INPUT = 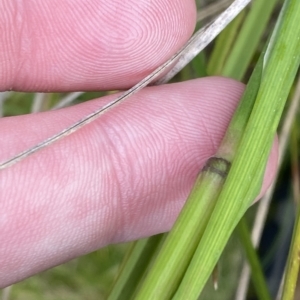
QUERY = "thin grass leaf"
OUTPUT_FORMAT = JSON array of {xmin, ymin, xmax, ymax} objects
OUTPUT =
[
  {"xmin": 222, "ymin": 0, "xmax": 279, "ymax": 80},
  {"xmin": 291, "ymin": 125, "xmax": 300, "ymax": 204},
  {"xmin": 236, "ymin": 74, "xmax": 300, "ymax": 300},
  {"xmin": 0, "ymin": 0, "xmax": 252, "ymax": 170},
  {"xmin": 280, "ymin": 124, "xmax": 300, "ymax": 300},
  {"xmin": 31, "ymin": 93, "xmax": 47, "ymax": 113},
  {"xmin": 237, "ymin": 218, "xmax": 271, "ymax": 300},
  {"xmin": 281, "ymin": 205, "xmax": 300, "ymax": 300},
  {"xmin": 107, "ymin": 234, "xmax": 165, "ymax": 300},
  {"xmin": 133, "ymin": 42, "xmax": 265, "ymax": 300},
  {"xmin": 154, "ymin": 0, "xmax": 251, "ymax": 85},
  {"xmin": 207, "ymin": 4, "xmax": 280, "ymax": 296},
  {"xmin": 134, "ymin": 159, "xmax": 232, "ymax": 299},
  {"xmin": 1, "ymin": 285, "xmax": 12, "ymax": 300},
  {"xmin": 190, "ymin": 53, "xmax": 207, "ymax": 77},
  {"xmin": 0, "ymin": 92, "xmax": 12, "ymax": 117},
  {"xmin": 197, "ymin": 0, "xmax": 233, "ymax": 23},
  {"xmin": 51, "ymin": 92, "xmax": 84, "ymax": 110},
  {"xmin": 173, "ymin": 0, "xmax": 300, "ymax": 298},
  {"xmin": 207, "ymin": 10, "xmax": 245, "ymax": 75}
]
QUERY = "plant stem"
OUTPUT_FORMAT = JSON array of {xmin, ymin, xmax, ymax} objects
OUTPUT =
[
  {"xmin": 237, "ymin": 218, "xmax": 271, "ymax": 300},
  {"xmin": 0, "ymin": 0, "xmax": 252, "ymax": 170},
  {"xmin": 222, "ymin": 0, "xmax": 279, "ymax": 80},
  {"xmin": 281, "ymin": 204, "xmax": 300, "ymax": 300},
  {"xmin": 134, "ymin": 160, "xmax": 230, "ymax": 299},
  {"xmin": 220, "ymin": 2, "xmax": 279, "ymax": 297},
  {"xmin": 107, "ymin": 234, "xmax": 165, "ymax": 300},
  {"xmin": 281, "ymin": 125, "xmax": 300, "ymax": 300},
  {"xmin": 207, "ymin": 10, "xmax": 245, "ymax": 75},
  {"xmin": 173, "ymin": 0, "xmax": 300, "ymax": 298},
  {"xmin": 108, "ymin": 3, "xmax": 253, "ymax": 298},
  {"xmin": 133, "ymin": 37, "xmax": 265, "ymax": 300},
  {"xmin": 236, "ymin": 74, "xmax": 300, "ymax": 300}
]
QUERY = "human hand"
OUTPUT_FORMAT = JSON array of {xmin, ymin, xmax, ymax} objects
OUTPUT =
[{"xmin": 0, "ymin": 0, "xmax": 277, "ymax": 288}]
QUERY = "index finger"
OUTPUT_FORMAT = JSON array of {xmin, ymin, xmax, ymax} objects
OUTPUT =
[{"xmin": 0, "ymin": 0, "xmax": 196, "ymax": 92}]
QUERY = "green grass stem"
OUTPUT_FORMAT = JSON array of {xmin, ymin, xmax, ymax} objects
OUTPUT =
[
  {"xmin": 133, "ymin": 36, "xmax": 265, "ymax": 300},
  {"xmin": 107, "ymin": 234, "xmax": 165, "ymax": 300},
  {"xmin": 281, "ymin": 125, "xmax": 300, "ymax": 300},
  {"xmin": 207, "ymin": 10, "xmax": 245, "ymax": 75},
  {"xmin": 237, "ymin": 218, "xmax": 271, "ymax": 300},
  {"xmin": 208, "ymin": 9, "xmax": 273, "ymax": 297},
  {"xmin": 190, "ymin": 53, "xmax": 207, "ymax": 78},
  {"xmin": 222, "ymin": 0, "xmax": 279, "ymax": 80},
  {"xmin": 134, "ymin": 164, "xmax": 229, "ymax": 299},
  {"xmin": 281, "ymin": 204, "xmax": 300, "ymax": 300},
  {"xmin": 173, "ymin": 0, "xmax": 300, "ymax": 298}
]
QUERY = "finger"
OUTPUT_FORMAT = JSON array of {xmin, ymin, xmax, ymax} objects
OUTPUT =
[
  {"xmin": 0, "ymin": 0, "xmax": 196, "ymax": 92},
  {"xmin": 0, "ymin": 77, "xmax": 277, "ymax": 287}
]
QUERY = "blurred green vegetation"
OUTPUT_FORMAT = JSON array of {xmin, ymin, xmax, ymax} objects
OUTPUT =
[{"xmin": 9, "ymin": 244, "xmax": 128, "ymax": 300}]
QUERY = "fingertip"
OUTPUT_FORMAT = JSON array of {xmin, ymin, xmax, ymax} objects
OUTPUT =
[{"xmin": 1, "ymin": 0, "xmax": 197, "ymax": 92}]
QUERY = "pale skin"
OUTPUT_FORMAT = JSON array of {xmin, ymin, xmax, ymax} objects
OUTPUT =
[{"xmin": 0, "ymin": 0, "xmax": 278, "ymax": 288}]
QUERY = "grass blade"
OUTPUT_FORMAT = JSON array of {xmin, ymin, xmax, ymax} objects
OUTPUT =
[
  {"xmin": 133, "ymin": 40, "xmax": 264, "ymax": 300},
  {"xmin": 107, "ymin": 234, "xmax": 165, "ymax": 300},
  {"xmin": 281, "ymin": 205, "xmax": 300, "ymax": 300},
  {"xmin": 173, "ymin": 0, "xmax": 300, "ymax": 298},
  {"xmin": 237, "ymin": 218, "xmax": 271, "ymax": 300},
  {"xmin": 236, "ymin": 74, "xmax": 300, "ymax": 300},
  {"xmin": 222, "ymin": 0, "xmax": 279, "ymax": 80},
  {"xmin": 207, "ymin": 10, "xmax": 245, "ymax": 75},
  {"xmin": 281, "ymin": 124, "xmax": 300, "ymax": 300}
]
